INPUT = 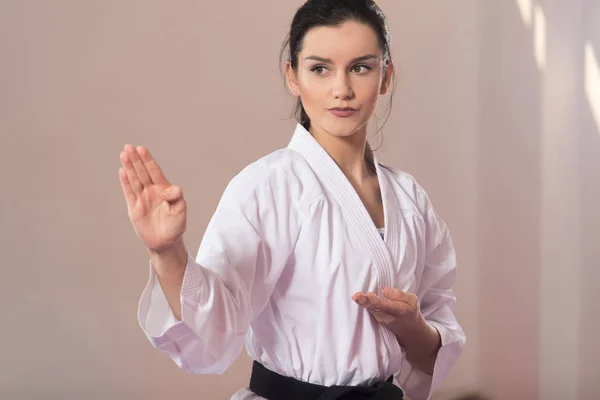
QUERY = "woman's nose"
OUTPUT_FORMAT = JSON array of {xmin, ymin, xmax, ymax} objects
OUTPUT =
[{"xmin": 332, "ymin": 73, "xmax": 353, "ymax": 99}]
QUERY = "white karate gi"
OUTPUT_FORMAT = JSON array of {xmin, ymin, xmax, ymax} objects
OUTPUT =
[{"xmin": 137, "ymin": 123, "xmax": 466, "ymax": 400}]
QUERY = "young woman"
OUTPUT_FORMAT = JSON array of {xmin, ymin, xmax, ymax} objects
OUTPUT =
[{"xmin": 119, "ymin": 1, "xmax": 465, "ymax": 399}]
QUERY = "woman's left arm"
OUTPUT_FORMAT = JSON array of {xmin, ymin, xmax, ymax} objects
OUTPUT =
[
  {"xmin": 353, "ymin": 186, "xmax": 466, "ymax": 399},
  {"xmin": 353, "ymin": 286, "xmax": 443, "ymax": 374}
]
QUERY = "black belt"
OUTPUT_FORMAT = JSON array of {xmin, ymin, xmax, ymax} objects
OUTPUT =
[{"xmin": 249, "ymin": 361, "xmax": 404, "ymax": 400}]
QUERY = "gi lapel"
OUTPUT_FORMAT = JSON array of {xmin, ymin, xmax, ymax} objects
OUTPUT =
[{"xmin": 288, "ymin": 124, "xmax": 396, "ymax": 289}]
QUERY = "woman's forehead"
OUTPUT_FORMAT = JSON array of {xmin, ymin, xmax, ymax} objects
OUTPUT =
[{"xmin": 300, "ymin": 21, "xmax": 381, "ymax": 61}]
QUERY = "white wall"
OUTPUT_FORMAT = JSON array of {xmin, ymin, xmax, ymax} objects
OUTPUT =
[{"xmin": 477, "ymin": 1, "xmax": 600, "ymax": 399}]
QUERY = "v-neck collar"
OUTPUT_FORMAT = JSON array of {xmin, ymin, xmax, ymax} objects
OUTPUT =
[{"xmin": 287, "ymin": 123, "xmax": 401, "ymax": 289}]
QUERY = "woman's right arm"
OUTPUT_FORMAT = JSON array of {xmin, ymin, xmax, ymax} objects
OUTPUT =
[
  {"xmin": 148, "ymin": 239, "xmax": 188, "ymax": 321},
  {"xmin": 119, "ymin": 145, "xmax": 302, "ymax": 374}
]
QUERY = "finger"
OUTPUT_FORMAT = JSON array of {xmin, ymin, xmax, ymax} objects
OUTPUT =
[
  {"xmin": 162, "ymin": 185, "xmax": 183, "ymax": 202},
  {"xmin": 352, "ymin": 294, "xmax": 369, "ymax": 310},
  {"xmin": 353, "ymin": 293, "xmax": 393, "ymax": 313},
  {"xmin": 382, "ymin": 287, "xmax": 419, "ymax": 310},
  {"xmin": 365, "ymin": 292, "xmax": 392, "ymax": 312},
  {"xmin": 354, "ymin": 292, "xmax": 384, "ymax": 312},
  {"xmin": 354, "ymin": 291, "xmax": 411, "ymax": 313},
  {"xmin": 366, "ymin": 292, "xmax": 412, "ymax": 315},
  {"xmin": 120, "ymin": 150, "xmax": 143, "ymax": 195},
  {"xmin": 125, "ymin": 144, "xmax": 153, "ymax": 187},
  {"xmin": 137, "ymin": 146, "xmax": 169, "ymax": 186},
  {"xmin": 169, "ymin": 198, "xmax": 187, "ymax": 216},
  {"xmin": 119, "ymin": 167, "xmax": 136, "ymax": 208},
  {"xmin": 354, "ymin": 294, "xmax": 396, "ymax": 323},
  {"xmin": 366, "ymin": 308, "xmax": 395, "ymax": 325},
  {"xmin": 381, "ymin": 287, "xmax": 409, "ymax": 301}
]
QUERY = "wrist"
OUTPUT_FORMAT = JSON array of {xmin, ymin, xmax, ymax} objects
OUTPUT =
[
  {"xmin": 149, "ymin": 239, "xmax": 188, "ymax": 280},
  {"xmin": 393, "ymin": 314, "xmax": 433, "ymax": 347}
]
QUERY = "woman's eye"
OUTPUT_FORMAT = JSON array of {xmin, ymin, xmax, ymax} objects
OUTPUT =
[
  {"xmin": 311, "ymin": 65, "xmax": 327, "ymax": 75},
  {"xmin": 352, "ymin": 65, "xmax": 371, "ymax": 73}
]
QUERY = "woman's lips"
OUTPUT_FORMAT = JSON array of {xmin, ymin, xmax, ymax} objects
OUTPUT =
[{"xmin": 329, "ymin": 108, "xmax": 357, "ymax": 117}]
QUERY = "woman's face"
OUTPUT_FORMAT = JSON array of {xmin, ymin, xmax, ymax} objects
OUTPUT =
[{"xmin": 286, "ymin": 20, "xmax": 393, "ymax": 139}]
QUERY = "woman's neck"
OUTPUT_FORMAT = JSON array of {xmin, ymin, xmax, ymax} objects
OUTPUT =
[{"xmin": 309, "ymin": 124, "xmax": 374, "ymax": 184}]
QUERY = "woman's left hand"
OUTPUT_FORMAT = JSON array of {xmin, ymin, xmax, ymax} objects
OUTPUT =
[
  {"xmin": 352, "ymin": 287, "xmax": 442, "ymax": 375},
  {"xmin": 352, "ymin": 287, "xmax": 424, "ymax": 339}
]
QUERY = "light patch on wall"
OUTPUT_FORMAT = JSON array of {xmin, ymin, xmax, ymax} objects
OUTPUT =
[
  {"xmin": 534, "ymin": 5, "xmax": 547, "ymax": 70},
  {"xmin": 516, "ymin": 0, "xmax": 533, "ymax": 26},
  {"xmin": 585, "ymin": 42, "xmax": 600, "ymax": 134}
]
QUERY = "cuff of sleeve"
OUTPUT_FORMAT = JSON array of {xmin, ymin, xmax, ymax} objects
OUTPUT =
[
  {"xmin": 426, "ymin": 321, "xmax": 465, "ymax": 399},
  {"xmin": 137, "ymin": 250, "xmax": 202, "ymax": 340},
  {"xmin": 397, "ymin": 322, "xmax": 465, "ymax": 400},
  {"xmin": 428, "ymin": 320, "xmax": 454, "ymax": 347}
]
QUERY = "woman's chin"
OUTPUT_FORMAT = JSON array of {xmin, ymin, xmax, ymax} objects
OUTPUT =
[{"xmin": 318, "ymin": 118, "xmax": 367, "ymax": 138}]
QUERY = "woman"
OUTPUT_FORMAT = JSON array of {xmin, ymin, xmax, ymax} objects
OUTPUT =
[{"xmin": 119, "ymin": 1, "xmax": 465, "ymax": 399}]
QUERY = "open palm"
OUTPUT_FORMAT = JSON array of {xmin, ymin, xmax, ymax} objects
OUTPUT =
[{"xmin": 118, "ymin": 144, "xmax": 187, "ymax": 253}]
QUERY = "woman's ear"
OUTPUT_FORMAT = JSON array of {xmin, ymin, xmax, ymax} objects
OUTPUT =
[
  {"xmin": 285, "ymin": 61, "xmax": 300, "ymax": 97},
  {"xmin": 380, "ymin": 61, "xmax": 394, "ymax": 95}
]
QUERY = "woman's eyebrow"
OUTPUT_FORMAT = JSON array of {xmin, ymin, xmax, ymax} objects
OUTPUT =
[{"xmin": 304, "ymin": 54, "xmax": 379, "ymax": 63}]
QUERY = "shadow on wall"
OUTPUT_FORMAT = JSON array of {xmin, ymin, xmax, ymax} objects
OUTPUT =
[
  {"xmin": 476, "ymin": 0, "xmax": 543, "ymax": 397},
  {"xmin": 452, "ymin": 394, "xmax": 493, "ymax": 400},
  {"xmin": 579, "ymin": 0, "xmax": 600, "ymax": 395},
  {"xmin": 476, "ymin": 0, "xmax": 600, "ymax": 398},
  {"xmin": 433, "ymin": 391, "xmax": 493, "ymax": 400}
]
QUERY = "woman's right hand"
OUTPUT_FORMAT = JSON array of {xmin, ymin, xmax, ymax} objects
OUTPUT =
[{"xmin": 119, "ymin": 144, "xmax": 187, "ymax": 254}]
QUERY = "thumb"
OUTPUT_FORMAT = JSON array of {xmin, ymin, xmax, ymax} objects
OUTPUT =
[{"xmin": 161, "ymin": 185, "xmax": 183, "ymax": 202}]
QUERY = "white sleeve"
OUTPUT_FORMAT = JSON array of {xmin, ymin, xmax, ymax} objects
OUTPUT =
[
  {"xmin": 136, "ymin": 166, "xmax": 302, "ymax": 375},
  {"xmin": 397, "ymin": 187, "xmax": 466, "ymax": 400}
]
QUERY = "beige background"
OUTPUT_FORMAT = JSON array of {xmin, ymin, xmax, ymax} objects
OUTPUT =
[{"xmin": 1, "ymin": 1, "xmax": 598, "ymax": 399}]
